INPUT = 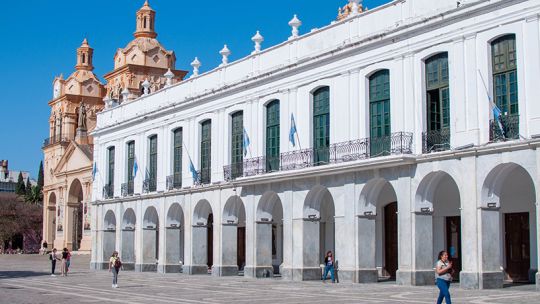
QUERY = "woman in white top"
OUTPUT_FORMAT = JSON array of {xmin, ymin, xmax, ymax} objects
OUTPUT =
[{"xmin": 435, "ymin": 250, "xmax": 453, "ymax": 304}]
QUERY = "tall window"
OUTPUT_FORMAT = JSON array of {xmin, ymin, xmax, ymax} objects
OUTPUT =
[
  {"xmin": 231, "ymin": 112, "xmax": 244, "ymax": 179},
  {"xmin": 369, "ymin": 70, "xmax": 391, "ymax": 156},
  {"xmin": 107, "ymin": 147, "xmax": 115, "ymax": 197},
  {"xmin": 266, "ymin": 100, "xmax": 280, "ymax": 172},
  {"xmin": 425, "ymin": 53, "xmax": 450, "ymax": 152},
  {"xmin": 492, "ymin": 34, "xmax": 519, "ymax": 139},
  {"xmin": 126, "ymin": 141, "xmax": 135, "ymax": 195},
  {"xmin": 200, "ymin": 120, "xmax": 212, "ymax": 184},
  {"xmin": 148, "ymin": 135, "xmax": 157, "ymax": 192},
  {"xmin": 172, "ymin": 128, "xmax": 182, "ymax": 188},
  {"xmin": 313, "ymin": 87, "xmax": 330, "ymax": 165}
]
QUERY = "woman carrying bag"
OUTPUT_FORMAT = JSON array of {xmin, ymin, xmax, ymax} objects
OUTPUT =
[{"xmin": 108, "ymin": 251, "xmax": 122, "ymax": 288}]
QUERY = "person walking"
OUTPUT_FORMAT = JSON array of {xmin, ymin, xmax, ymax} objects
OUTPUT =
[
  {"xmin": 60, "ymin": 248, "xmax": 69, "ymax": 277},
  {"xmin": 66, "ymin": 250, "xmax": 72, "ymax": 273},
  {"xmin": 322, "ymin": 250, "xmax": 335, "ymax": 283},
  {"xmin": 109, "ymin": 251, "xmax": 122, "ymax": 288},
  {"xmin": 435, "ymin": 250, "xmax": 453, "ymax": 304},
  {"xmin": 49, "ymin": 248, "xmax": 60, "ymax": 276}
]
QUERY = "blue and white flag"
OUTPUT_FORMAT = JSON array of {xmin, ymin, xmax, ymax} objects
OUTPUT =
[
  {"xmin": 92, "ymin": 162, "xmax": 97, "ymax": 181},
  {"xmin": 132, "ymin": 156, "xmax": 138, "ymax": 178},
  {"xmin": 492, "ymin": 103, "xmax": 505, "ymax": 136},
  {"xmin": 189, "ymin": 157, "xmax": 198, "ymax": 181},
  {"xmin": 242, "ymin": 127, "xmax": 250, "ymax": 157},
  {"xmin": 289, "ymin": 113, "xmax": 297, "ymax": 147}
]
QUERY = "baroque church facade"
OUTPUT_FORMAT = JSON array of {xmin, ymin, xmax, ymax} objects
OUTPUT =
[
  {"xmin": 42, "ymin": 1, "xmax": 185, "ymax": 252},
  {"xmin": 90, "ymin": 0, "xmax": 540, "ymax": 291}
]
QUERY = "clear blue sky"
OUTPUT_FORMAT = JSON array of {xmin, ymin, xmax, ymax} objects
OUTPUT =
[{"xmin": 0, "ymin": 0, "xmax": 391, "ymax": 177}]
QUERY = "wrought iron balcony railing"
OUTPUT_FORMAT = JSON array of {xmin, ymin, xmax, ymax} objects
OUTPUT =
[
  {"xmin": 121, "ymin": 181, "xmax": 134, "ymax": 197},
  {"xmin": 42, "ymin": 135, "xmax": 70, "ymax": 148},
  {"xmin": 102, "ymin": 184, "xmax": 114, "ymax": 199},
  {"xmin": 490, "ymin": 114, "xmax": 519, "ymax": 142},
  {"xmin": 422, "ymin": 128, "xmax": 451, "ymax": 153},
  {"xmin": 223, "ymin": 132, "xmax": 413, "ymax": 181},
  {"xmin": 166, "ymin": 173, "xmax": 182, "ymax": 190},
  {"xmin": 143, "ymin": 178, "xmax": 157, "ymax": 193}
]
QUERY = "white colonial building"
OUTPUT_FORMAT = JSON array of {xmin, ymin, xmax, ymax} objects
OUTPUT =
[{"xmin": 91, "ymin": 0, "xmax": 540, "ymax": 290}]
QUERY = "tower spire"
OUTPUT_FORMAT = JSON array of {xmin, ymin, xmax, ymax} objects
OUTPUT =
[
  {"xmin": 134, "ymin": 0, "xmax": 157, "ymax": 38},
  {"xmin": 75, "ymin": 38, "xmax": 94, "ymax": 71}
]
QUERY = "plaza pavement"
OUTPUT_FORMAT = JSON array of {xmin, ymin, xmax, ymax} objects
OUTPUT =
[{"xmin": 0, "ymin": 254, "xmax": 537, "ymax": 304}]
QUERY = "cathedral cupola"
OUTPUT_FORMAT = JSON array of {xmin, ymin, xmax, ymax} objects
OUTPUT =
[
  {"xmin": 134, "ymin": 0, "xmax": 157, "ymax": 39},
  {"xmin": 75, "ymin": 38, "xmax": 94, "ymax": 71}
]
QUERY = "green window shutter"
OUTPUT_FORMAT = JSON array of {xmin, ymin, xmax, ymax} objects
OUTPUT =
[
  {"xmin": 369, "ymin": 70, "xmax": 391, "ymax": 156},
  {"xmin": 266, "ymin": 100, "xmax": 280, "ymax": 172},
  {"xmin": 149, "ymin": 135, "xmax": 157, "ymax": 191},
  {"xmin": 127, "ymin": 141, "xmax": 135, "ymax": 182},
  {"xmin": 200, "ymin": 120, "xmax": 211, "ymax": 183},
  {"xmin": 313, "ymin": 87, "xmax": 330, "ymax": 165},
  {"xmin": 231, "ymin": 112, "xmax": 244, "ymax": 178},
  {"xmin": 173, "ymin": 129, "xmax": 182, "ymax": 187},
  {"xmin": 108, "ymin": 147, "xmax": 115, "ymax": 186}
]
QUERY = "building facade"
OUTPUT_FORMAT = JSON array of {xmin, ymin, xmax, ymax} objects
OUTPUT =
[
  {"xmin": 90, "ymin": 0, "xmax": 540, "ymax": 290},
  {"xmin": 0, "ymin": 160, "xmax": 34, "ymax": 193},
  {"xmin": 42, "ymin": 1, "xmax": 185, "ymax": 252}
]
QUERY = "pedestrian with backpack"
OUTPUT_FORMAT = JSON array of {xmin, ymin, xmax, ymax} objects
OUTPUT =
[{"xmin": 109, "ymin": 251, "xmax": 122, "ymax": 288}]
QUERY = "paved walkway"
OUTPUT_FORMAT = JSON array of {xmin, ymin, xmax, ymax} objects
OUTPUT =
[{"xmin": 0, "ymin": 255, "xmax": 537, "ymax": 304}]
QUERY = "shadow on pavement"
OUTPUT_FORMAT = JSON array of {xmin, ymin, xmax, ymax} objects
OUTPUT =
[{"xmin": 0, "ymin": 271, "xmax": 50, "ymax": 280}]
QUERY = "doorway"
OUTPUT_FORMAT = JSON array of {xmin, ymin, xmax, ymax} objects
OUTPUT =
[
  {"xmin": 446, "ymin": 216, "xmax": 461, "ymax": 280},
  {"xmin": 384, "ymin": 202, "xmax": 398, "ymax": 278},
  {"xmin": 207, "ymin": 213, "xmax": 213, "ymax": 270},
  {"xmin": 237, "ymin": 227, "xmax": 246, "ymax": 270},
  {"xmin": 505, "ymin": 212, "xmax": 530, "ymax": 282}
]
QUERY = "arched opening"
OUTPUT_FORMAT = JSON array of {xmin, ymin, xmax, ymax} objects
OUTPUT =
[
  {"xmin": 191, "ymin": 199, "xmax": 213, "ymax": 274},
  {"xmin": 103, "ymin": 210, "xmax": 117, "ymax": 265},
  {"xmin": 303, "ymin": 186, "xmax": 335, "ymax": 280},
  {"xmin": 252, "ymin": 191, "xmax": 284, "ymax": 277},
  {"xmin": 359, "ymin": 178, "xmax": 398, "ymax": 280},
  {"xmin": 415, "ymin": 172, "xmax": 461, "ymax": 284},
  {"xmin": 68, "ymin": 179, "xmax": 84, "ymax": 251},
  {"xmin": 216, "ymin": 196, "xmax": 246, "ymax": 276},
  {"xmin": 165, "ymin": 203, "xmax": 184, "ymax": 272},
  {"xmin": 121, "ymin": 208, "xmax": 136, "ymax": 270},
  {"xmin": 47, "ymin": 192, "xmax": 56, "ymax": 245},
  {"xmin": 482, "ymin": 163, "xmax": 536, "ymax": 283},
  {"xmin": 142, "ymin": 206, "xmax": 159, "ymax": 271}
]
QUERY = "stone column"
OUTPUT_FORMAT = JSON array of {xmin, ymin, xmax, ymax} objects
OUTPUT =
[
  {"xmin": 411, "ymin": 212, "xmax": 435, "ymax": 285},
  {"xmin": 161, "ymin": 226, "xmax": 182, "ymax": 273},
  {"xmin": 213, "ymin": 223, "xmax": 238, "ymax": 276},
  {"xmin": 102, "ymin": 230, "xmax": 116, "ymax": 269},
  {"xmin": 185, "ymin": 225, "xmax": 208, "ymax": 274},
  {"xmin": 301, "ymin": 218, "xmax": 321, "ymax": 280},
  {"xmin": 477, "ymin": 207, "xmax": 504, "ymax": 289},
  {"xmin": 355, "ymin": 215, "xmax": 378, "ymax": 282},
  {"xmin": 121, "ymin": 228, "xmax": 135, "ymax": 270},
  {"xmin": 138, "ymin": 228, "xmax": 158, "ymax": 272},
  {"xmin": 246, "ymin": 221, "xmax": 273, "ymax": 278}
]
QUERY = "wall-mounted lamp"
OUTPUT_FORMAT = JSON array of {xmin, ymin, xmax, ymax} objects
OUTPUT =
[
  {"xmin": 170, "ymin": 223, "xmax": 178, "ymax": 228},
  {"xmin": 308, "ymin": 214, "xmax": 317, "ymax": 219},
  {"xmin": 420, "ymin": 207, "xmax": 431, "ymax": 213},
  {"xmin": 196, "ymin": 222, "xmax": 205, "ymax": 226},
  {"xmin": 454, "ymin": 143, "xmax": 474, "ymax": 151},
  {"xmin": 146, "ymin": 225, "xmax": 154, "ymax": 229},
  {"xmin": 260, "ymin": 217, "xmax": 270, "ymax": 222},
  {"xmin": 363, "ymin": 211, "xmax": 373, "ymax": 216},
  {"xmin": 487, "ymin": 202, "xmax": 497, "ymax": 209}
]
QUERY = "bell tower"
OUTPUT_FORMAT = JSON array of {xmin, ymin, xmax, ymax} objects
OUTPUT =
[
  {"xmin": 75, "ymin": 38, "xmax": 94, "ymax": 71},
  {"xmin": 134, "ymin": 0, "xmax": 157, "ymax": 39}
]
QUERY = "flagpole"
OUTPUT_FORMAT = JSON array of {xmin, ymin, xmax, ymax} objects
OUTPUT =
[{"xmin": 296, "ymin": 131, "xmax": 302, "ymax": 151}]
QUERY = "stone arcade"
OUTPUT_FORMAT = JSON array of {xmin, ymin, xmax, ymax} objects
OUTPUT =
[{"xmin": 90, "ymin": 0, "xmax": 540, "ymax": 290}]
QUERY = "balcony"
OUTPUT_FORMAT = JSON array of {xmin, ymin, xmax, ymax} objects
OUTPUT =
[
  {"xmin": 199, "ymin": 168, "xmax": 211, "ymax": 185},
  {"xmin": 102, "ymin": 184, "xmax": 114, "ymax": 199},
  {"xmin": 121, "ymin": 181, "xmax": 134, "ymax": 197},
  {"xmin": 143, "ymin": 178, "xmax": 157, "ymax": 193},
  {"xmin": 224, "ymin": 132, "xmax": 413, "ymax": 181},
  {"xmin": 42, "ymin": 135, "xmax": 70, "ymax": 148},
  {"xmin": 490, "ymin": 114, "xmax": 519, "ymax": 142},
  {"xmin": 422, "ymin": 128, "xmax": 451, "ymax": 153},
  {"xmin": 166, "ymin": 173, "xmax": 182, "ymax": 190}
]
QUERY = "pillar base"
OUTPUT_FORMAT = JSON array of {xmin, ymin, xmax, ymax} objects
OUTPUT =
[
  {"xmin": 396, "ymin": 269, "xmax": 434, "ymax": 286},
  {"xmin": 244, "ymin": 266, "xmax": 274, "ymax": 278},
  {"xmin": 122, "ymin": 263, "xmax": 135, "ymax": 271},
  {"xmin": 528, "ymin": 269, "xmax": 537, "ymax": 283},
  {"xmin": 212, "ymin": 265, "xmax": 238, "ymax": 276},
  {"xmin": 282, "ymin": 267, "xmax": 321, "ymax": 281},
  {"xmin": 90, "ymin": 262, "xmax": 106, "ymax": 270},
  {"xmin": 349, "ymin": 269, "xmax": 379, "ymax": 283},
  {"xmin": 460, "ymin": 271, "xmax": 503, "ymax": 289},
  {"xmin": 183, "ymin": 264, "xmax": 209, "ymax": 275},
  {"xmin": 157, "ymin": 264, "xmax": 182, "ymax": 273},
  {"xmin": 135, "ymin": 263, "xmax": 157, "ymax": 272},
  {"xmin": 536, "ymin": 272, "xmax": 540, "ymax": 291}
]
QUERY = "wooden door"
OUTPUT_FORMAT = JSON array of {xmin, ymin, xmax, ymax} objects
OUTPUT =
[
  {"xmin": 384, "ymin": 202, "xmax": 398, "ymax": 278},
  {"xmin": 237, "ymin": 227, "xmax": 246, "ymax": 270},
  {"xmin": 445, "ymin": 216, "xmax": 462, "ymax": 280},
  {"xmin": 505, "ymin": 212, "xmax": 530, "ymax": 282},
  {"xmin": 207, "ymin": 213, "xmax": 213, "ymax": 269}
]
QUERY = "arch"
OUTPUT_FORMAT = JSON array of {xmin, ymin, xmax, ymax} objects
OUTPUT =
[
  {"xmin": 104, "ymin": 210, "xmax": 117, "ymax": 230},
  {"xmin": 122, "ymin": 208, "xmax": 136, "ymax": 229},
  {"xmin": 481, "ymin": 163, "xmax": 534, "ymax": 208},
  {"xmin": 166, "ymin": 203, "xmax": 184, "ymax": 227},
  {"xmin": 256, "ymin": 191, "xmax": 283, "ymax": 221},
  {"xmin": 415, "ymin": 171, "xmax": 460, "ymax": 212},
  {"xmin": 68, "ymin": 178, "xmax": 84, "ymax": 251},
  {"xmin": 48, "ymin": 192, "xmax": 57, "ymax": 206},
  {"xmin": 223, "ymin": 196, "xmax": 246, "ymax": 224},
  {"xmin": 358, "ymin": 178, "xmax": 397, "ymax": 214},
  {"xmin": 143, "ymin": 206, "xmax": 159, "ymax": 228},
  {"xmin": 193, "ymin": 199, "xmax": 213, "ymax": 224},
  {"xmin": 488, "ymin": 32, "xmax": 517, "ymax": 44},
  {"xmin": 68, "ymin": 178, "xmax": 83, "ymax": 203},
  {"xmin": 304, "ymin": 185, "xmax": 334, "ymax": 218},
  {"xmin": 165, "ymin": 203, "xmax": 185, "ymax": 270}
]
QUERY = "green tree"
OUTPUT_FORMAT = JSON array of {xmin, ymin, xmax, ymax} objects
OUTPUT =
[
  {"xmin": 25, "ymin": 177, "xmax": 32, "ymax": 196},
  {"xmin": 37, "ymin": 161, "xmax": 44, "ymax": 189},
  {"xmin": 25, "ymin": 186, "xmax": 42, "ymax": 205},
  {"xmin": 15, "ymin": 172, "xmax": 25, "ymax": 195}
]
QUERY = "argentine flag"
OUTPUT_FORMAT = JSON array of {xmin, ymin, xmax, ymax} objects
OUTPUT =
[
  {"xmin": 243, "ymin": 127, "xmax": 250, "ymax": 157},
  {"xmin": 289, "ymin": 113, "xmax": 297, "ymax": 147},
  {"xmin": 92, "ymin": 163, "xmax": 97, "ymax": 181},
  {"xmin": 132, "ymin": 156, "xmax": 138, "ymax": 178},
  {"xmin": 189, "ymin": 157, "xmax": 198, "ymax": 181}
]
